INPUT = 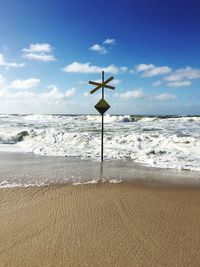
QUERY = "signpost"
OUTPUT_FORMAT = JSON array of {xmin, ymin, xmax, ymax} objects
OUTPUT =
[{"xmin": 89, "ymin": 71, "xmax": 115, "ymax": 161}]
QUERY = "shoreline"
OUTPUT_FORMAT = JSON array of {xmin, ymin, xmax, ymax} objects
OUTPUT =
[
  {"xmin": 1, "ymin": 182, "xmax": 200, "ymax": 266},
  {"xmin": 1, "ymin": 151, "xmax": 200, "ymax": 188}
]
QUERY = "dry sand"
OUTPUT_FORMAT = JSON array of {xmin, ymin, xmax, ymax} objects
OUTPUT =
[{"xmin": 0, "ymin": 182, "xmax": 200, "ymax": 267}]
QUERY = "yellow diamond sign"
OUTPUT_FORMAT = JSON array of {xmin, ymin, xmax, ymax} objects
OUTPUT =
[{"xmin": 95, "ymin": 99, "xmax": 110, "ymax": 115}]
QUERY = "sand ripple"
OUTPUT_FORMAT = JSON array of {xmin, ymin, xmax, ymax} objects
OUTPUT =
[{"xmin": 0, "ymin": 183, "xmax": 200, "ymax": 266}]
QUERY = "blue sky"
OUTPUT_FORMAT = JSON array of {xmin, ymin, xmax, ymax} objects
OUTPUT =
[{"xmin": 0, "ymin": 0, "xmax": 200, "ymax": 114}]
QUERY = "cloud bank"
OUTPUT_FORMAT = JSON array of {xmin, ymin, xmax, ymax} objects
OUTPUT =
[
  {"xmin": 8, "ymin": 78, "xmax": 40, "ymax": 90},
  {"xmin": 115, "ymin": 89, "xmax": 176, "ymax": 101},
  {"xmin": 135, "ymin": 63, "xmax": 172, "ymax": 77},
  {"xmin": 62, "ymin": 62, "xmax": 119, "ymax": 74},
  {"xmin": 0, "ymin": 84, "xmax": 76, "ymax": 113}
]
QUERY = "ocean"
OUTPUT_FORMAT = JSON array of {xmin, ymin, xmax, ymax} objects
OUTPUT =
[
  {"xmin": 0, "ymin": 114, "xmax": 200, "ymax": 187},
  {"xmin": 1, "ymin": 114, "xmax": 200, "ymax": 170}
]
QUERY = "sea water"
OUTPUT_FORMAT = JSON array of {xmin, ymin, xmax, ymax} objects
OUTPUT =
[{"xmin": 0, "ymin": 114, "xmax": 200, "ymax": 172}]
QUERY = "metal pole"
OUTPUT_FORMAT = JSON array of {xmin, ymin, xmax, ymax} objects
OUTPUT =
[{"xmin": 101, "ymin": 71, "xmax": 104, "ymax": 162}]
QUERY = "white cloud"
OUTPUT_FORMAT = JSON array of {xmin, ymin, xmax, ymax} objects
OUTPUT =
[
  {"xmin": 145, "ymin": 66, "xmax": 171, "ymax": 77},
  {"xmin": 115, "ymin": 89, "xmax": 145, "ymax": 99},
  {"xmin": 115, "ymin": 88, "xmax": 176, "ymax": 101},
  {"xmin": 166, "ymin": 80, "xmax": 191, "ymax": 88},
  {"xmin": 0, "ymin": 85, "xmax": 76, "ymax": 113},
  {"xmin": 136, "ymin": 63, "xmax": 154, "ymax": 72},
  {"xmin": 0, "ymin": 75, "xmax": 5, "ymax": 88},
  {"xmin": 23, "ymin": 53, "xmax": 55, "ymax": 62},
  {"xmin": 0, "ymin": 89, "xmax": 35, "ymax": 100},
  {"xmin": 89, "ymin": 44, "xmax": 107, "ymax": 54},
  {"xmin": 8, "ymin": 78, "xmax": 40, "ymax": 90},
  {"xmin": 22, "ymin": 43, "xmax": 55, "ymax": 62},
  {"xmin": 0, "ymin": 54, "xmax": 25, "ymax": 69},
  {"xmin": 23, "ymin": 43, "xmax": 52, "ymax": 53},
  {"xmin": 135, "ymin": 63, "xmax": 172, "ymax": 77},
  {"xmin": 110, "ymin": 79, "xmax": 121, "ymax": 86},
  {"xmin": 103, "ymin": 38, "xmax": 116, "ymax": 45},
  {"xmin": 43, "ymin": 85, "xmax": 64, "ymax": 99},
  {"xmin": 135, "ymin": 65, "xmax": 200, "ymax": 87},
  {"xmin": 152, "ymin": 80, "xmax": 161, "ymax": 87},
  {"xmin": 164, "ymin": 67, "xmax": 200, "ymax": 88},
  {"xmin": 62, "ymin": 62, "xmax": 119, "ymax": 74},
  {"xmin": 165, "ymin": 67, "xmax": 200, "ymax": 82},
  {"xmin": 120, "ymin": 66, "xmax": 128, "ymax": 72},
  {"xmin": 144, "ymin": 66, "xmax": 172, "ymax": 76},
  {"xmin": 90, "ymin": 38, "xmax": 116, "ymax": 55},
  {"xmin": 153, "ymin": 93, "xmax": 176, "ymax": 100},
  {"xmin": 65, "ymin": 87, "xmax": 76, "ymax": 97},
  {"xmin": 46, "ymin": 85, "xmax": 76, "ymax": 99}
]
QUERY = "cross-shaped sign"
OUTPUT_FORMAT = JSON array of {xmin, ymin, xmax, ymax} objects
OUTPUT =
[
  {"xmin": 88, "ymin": 71, "xmax": 115, "ymax": 162},
  {"xmin": 89, "ymin": 76, "xmax": 115, "ymax": 94}
]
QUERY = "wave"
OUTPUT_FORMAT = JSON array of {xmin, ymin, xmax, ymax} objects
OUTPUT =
[
  {"xmin": 11, "ymin": 128, "xmax": 199, "ymax": 171},
  {"xmin": 85, "ymin": 114, "xmax": 132, "ymax": 123},
  {"xmin": 0, "ymin": 114, "xmax": 200, "ymax": 171},
  {"xmin": 0, "ymin": 131, "xmax": 29, "ymax": 144}
]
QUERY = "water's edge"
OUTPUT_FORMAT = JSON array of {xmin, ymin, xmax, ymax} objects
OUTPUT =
[{"xmin": 1, "ymin": 152, "xmax": 200, "ymax": 188}]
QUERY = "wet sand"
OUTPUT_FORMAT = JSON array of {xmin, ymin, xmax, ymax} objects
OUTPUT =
[{"xmin": 0, "ymin": 182, "xmax": 200, "ymax": 267}]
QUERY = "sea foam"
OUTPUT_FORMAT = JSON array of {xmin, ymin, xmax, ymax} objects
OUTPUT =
[{"xmin": 0, "ymin": 114, "xmax": 200, "ymax": 171}]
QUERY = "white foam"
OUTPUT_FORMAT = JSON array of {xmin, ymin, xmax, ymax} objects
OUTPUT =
[
  {"xmin": 0, "ymin": 144, "xmax": 25, "ymax": 153},
  {"xmin": 72, "ymin": 178, "xmax": 122, "ymax": 185},
  {"xmin": 85, "ymin": 114, "xmax": 132, "ymax": 123},
  {"xmin": 108, "ymin": 179, "xmax": 122, "ymax": 183},
  {"xmin": 73, "ymin": 179, "xmax": 99, "ymax": 185},
  {"xmin": 1, "ymin": 114, "xmax": 200, "ymax": 171},
  {"xmin": 0, "ymin": 180, "xmax": 45, "ymax": 188}
]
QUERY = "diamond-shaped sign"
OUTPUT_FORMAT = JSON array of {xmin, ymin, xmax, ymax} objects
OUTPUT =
[{"xmin": 95, "ymin": 99, "xmax": 110, "ymax": 115}]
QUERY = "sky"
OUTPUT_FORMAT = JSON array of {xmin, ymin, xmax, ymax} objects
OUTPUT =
[{"xmin": 0, "ymin": 0, "xmax": 200, "ymax": 115}]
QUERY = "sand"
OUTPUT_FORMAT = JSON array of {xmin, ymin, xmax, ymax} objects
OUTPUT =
[{"xmin": 0, "ymin": 182, "xmax": 200, "ymax": 267}]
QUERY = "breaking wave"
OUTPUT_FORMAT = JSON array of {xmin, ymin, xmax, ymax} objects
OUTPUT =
[
  {"xmin": 0, "ymin": 114, "xmax": 200, "ymax": 171},
  {"xmin": 0, "ymin": 131, "xmax": 29, "ymax": 144}
]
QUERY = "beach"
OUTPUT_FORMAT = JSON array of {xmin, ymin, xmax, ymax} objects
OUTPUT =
[
  {"xmin": 1, "ymin": 115, "xmax": 200, "ymax": 266},
  {"xmin": 1, "ymin": 182, "xmax": 200, "ymax": 267}
]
